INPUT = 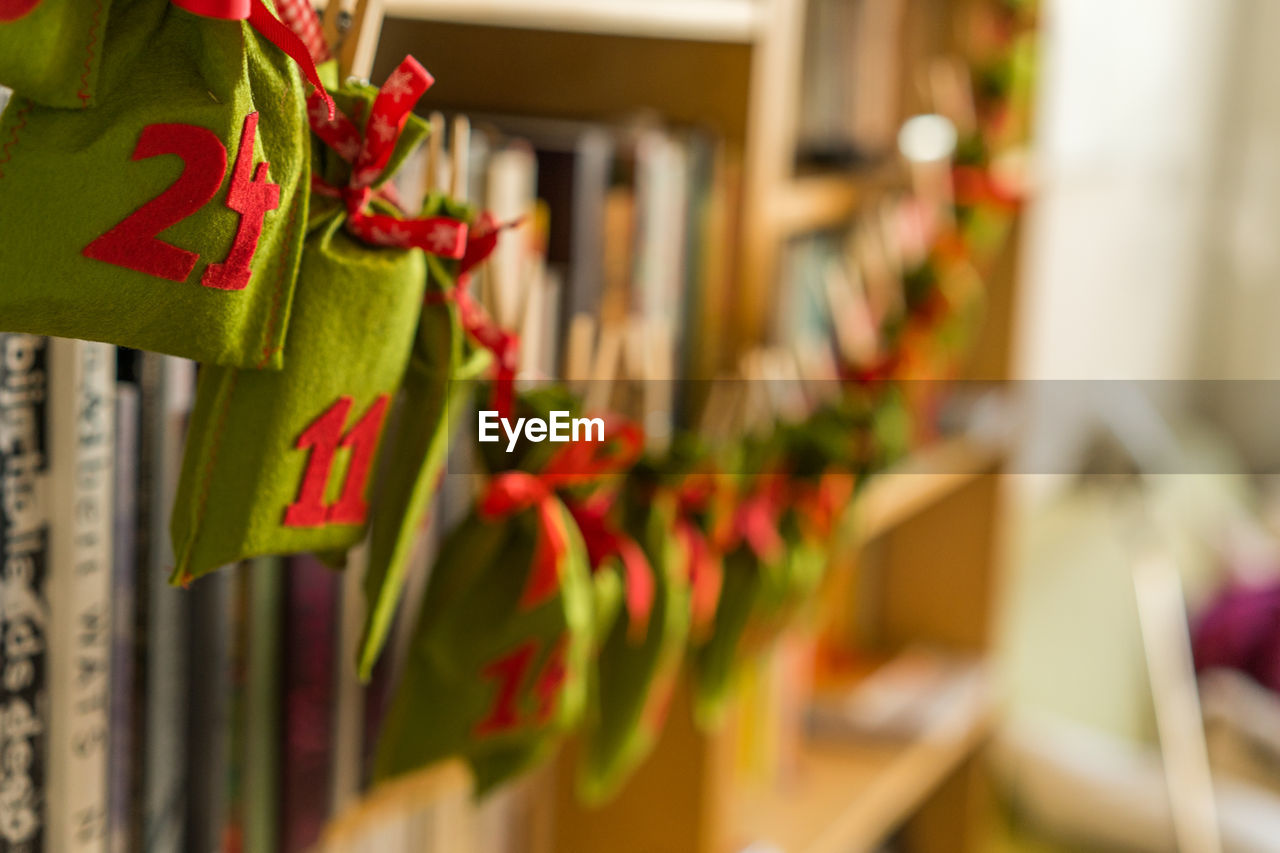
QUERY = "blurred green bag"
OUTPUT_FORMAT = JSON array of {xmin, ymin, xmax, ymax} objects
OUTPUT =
[
  {"xmin": 170, "ymin": 60, "xmax": 468, "ymax": 582},
  {"xmin": 0, "ymin": 0, "xmax": 332, "ymax": 367},
  {"xmin": 375, "ymin": 391, "xmax": 641, "ymax": 794},
  {"xmin": 577, "ymin": 483, "xmax": 690, "ymax": 802},
  {"xmin": 689, "ymin": 469, "xmax": 788, "ymax": 726},
  {"xmin": 0, "ymin": 0, "xmax": 111, "ymax": 108},
  {"xmin": 374, "ymin": 486, "xmax": 594, "ymax": 795}
]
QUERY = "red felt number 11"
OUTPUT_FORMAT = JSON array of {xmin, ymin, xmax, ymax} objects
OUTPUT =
[
  {"xmin": 283, "ymin": 395, "xmax": 390, "ymax": 529},
  {"xmin": 83, "ymin": 112, "xmax": 279, "ymax": 291}
]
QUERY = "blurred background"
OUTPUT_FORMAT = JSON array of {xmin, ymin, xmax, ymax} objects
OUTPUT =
[{"xmin": 243, "ymin": 0, "xmax": 1280, "ymax": 850}]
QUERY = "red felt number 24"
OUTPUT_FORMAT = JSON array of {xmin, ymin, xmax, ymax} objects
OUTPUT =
[{"xmin": 83, "ymin": 112, "xmax": 280, "ymax": 291}]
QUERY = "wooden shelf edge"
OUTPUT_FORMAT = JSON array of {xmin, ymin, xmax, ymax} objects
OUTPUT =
[
  {"xmin": 730, "ymin": 676, "xmax": 994, "ymax": 853},
  {"xmin": 809, "ymin": 700, "xmax": 992, "ymax": 853},
  {"xmin": 381, "ymin": 0, "xmax": 763, "ymax": 43},
  {"xmin": 853, "ymin": 437, "xmax": 1003, "ymax": 545},
  {"xmin": 770, "ymin": 164, "xmax": 904, "ymax": 235},
  {"xmin": 319, "ymin": 760, "xmax": 473, "ymax": 848},
  {"xmin": 771, "ymin": 174, "xmax": 860, "ymax": 235}
]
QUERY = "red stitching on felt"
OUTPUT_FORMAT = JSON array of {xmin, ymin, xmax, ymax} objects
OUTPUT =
[
  {"xmin": 77, "ymin": 0, "xmax": 103, "ymax": 105},
  {"xmin": 0, "ymin": 100, "xmax": 30, "ymax": 183}
]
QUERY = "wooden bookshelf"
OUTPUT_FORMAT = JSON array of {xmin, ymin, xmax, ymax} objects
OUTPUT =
[
  {"xmin": 354, "ymin": 2, "xmax": 1025, "ymax": 851},
  {"xmin": 854, "ymin": 437, "xmax": 1003, "ymax": 546},
  {"xmin": 728, "ymin": 685, "xmax": 993, "ymax": 853}
]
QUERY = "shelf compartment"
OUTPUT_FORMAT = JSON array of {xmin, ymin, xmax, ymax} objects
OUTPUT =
[{"xmin": 727, "ymin": 680, "xmax": 992, "ymax": 853}]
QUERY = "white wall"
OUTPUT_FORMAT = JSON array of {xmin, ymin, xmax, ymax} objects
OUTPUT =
[{"xmin": 1011, "ymin": 0, "xmax": 1236, "ymax": 489}]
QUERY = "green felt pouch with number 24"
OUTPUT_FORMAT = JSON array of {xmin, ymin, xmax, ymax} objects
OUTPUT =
[{"xmin": 0, "ymin": 0, "xmax": 316, "ymax": 368}]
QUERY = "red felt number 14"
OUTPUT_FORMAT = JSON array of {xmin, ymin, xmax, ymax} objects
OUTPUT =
[{"xmin": 83, "ymin": 112, "xmax": 279, "ymax": 291}]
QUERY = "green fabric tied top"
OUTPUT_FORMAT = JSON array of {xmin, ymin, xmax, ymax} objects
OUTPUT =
[{"xmin": 0, "ymin": 0, "xmax": 310, "ymax": 368}]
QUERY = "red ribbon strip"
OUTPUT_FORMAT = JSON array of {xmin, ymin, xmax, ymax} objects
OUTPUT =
[
  {"xmin": 480, "ymin": 470, "xmax": 570, "ymax": 611},
  {"xmin": 434, "ymin": 212, "xmax": 527, "ymax": 419},
  {"xmin": 673, "ymin": 474, "xmax": 727, "ymax": 637},
  {"xmin": 566, "ymin": 494, "xmax": 655, "ymax": 640},
  {"xmin": 793, "ymin": 472, "xmax": 854, "ymax": 543},
  {"xmin": 271, "ymin": 0, "xmax": 332, "ymax": 66},
  {"xmin": 454, "ymin": 282, "xmax": 519, "ymax": 419},
  {"xmin": 724, "ymin": 476, "xmax": 786, "ymax": 565},
  {"xmin": 307, "ymin": 56, "xmax": 468, "ymax": 258},
  {"xmin": 172, "ymin": 0, "xmax": 335, "ymax": 121}
]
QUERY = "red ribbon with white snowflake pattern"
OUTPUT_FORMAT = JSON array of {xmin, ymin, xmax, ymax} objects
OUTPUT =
[{"xmin": 307, "ymin": 56, "xmax": 468, "ymax": 257}]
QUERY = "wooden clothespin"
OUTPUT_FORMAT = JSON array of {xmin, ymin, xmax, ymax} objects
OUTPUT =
[
  {"xmin": 583, "ymin": 317, "xmax": 624, "ymax": 416},
  {"xmin": 450, "ymin": 115, "xmax": 470, "ymax": 203},
  {"xmin": 565, "ymin": 312, "xmax": 597, "ymax": 391},
  {"xmin": 419, "ymin": 111, "xmax": 445, "ymax": 201},
  {"xmin": 323, "ymin": 0, "xmax": 385, "ymax": 81}
]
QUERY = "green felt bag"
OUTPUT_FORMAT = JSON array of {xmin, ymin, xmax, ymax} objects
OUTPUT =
[
  {"xmin": 170, "ymin": 66, "xmax": 466, "ymax": 582},
  {"xmin": 691, "ymin": 539, "xmax": 769, "ymax": 726},
  {"xmin": 578, "ymin": 487, "xmax": 690, "ymax": 802},
  {"xmin": 375, "ymin": 389, "xmax": 621, "ymax": 794},
  {"xmin": 373, "ymin": 499, "xmax": 594, "ymax": 795},
  {"xmin": 356, "ymin": 245, "xmax": 491, "ymax": 679},
  {"xmin": 0, "ymin": 0, "xmax": 313, "ymax": 367},
  {"xmin": 0, "ymin": 0, "xmax": 112, "ymax": 108}
]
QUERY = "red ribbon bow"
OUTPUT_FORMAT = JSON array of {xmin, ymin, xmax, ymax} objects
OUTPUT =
[
  {"xmin": 673, "ymin": 474, "xmax": 727, "ymax": 637},
  {"xmin": 479, "ymin": 421, "xmax": 647, "ymax": 614},
  {"xmin": 307, "ymin": 56, "xmax": 468, "ymax": 258},
  {"xmin": 723, "ymin": 475, "xmax": 786, "ymax": 566},
  {"xmin": 566, "ymin": 493, "xmax": 655, "ymax": 641},
  {"xmin": 171, "ymin": 0, "xmax": 336, "ymax": 121}
]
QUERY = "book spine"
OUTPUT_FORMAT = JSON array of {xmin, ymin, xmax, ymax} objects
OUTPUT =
[
  {"xmin": 280, "ymin": 556, "xmax": 339, "ymax": 853},
  {"xmin": 183, "ymin": 567, "xmax": 233, "ymax": 853},
  {"xmin": 108, "ymin": 383, "xmax": 140, "ymax": 853},
  {"xmin": 140, "ymin": 354, "xmax": 195, "ymax": 853},
  {"xmin": 47, "ymin": 338, "xmax": 115, "ymax": 853},
  {"xmin": 243, "ymin": 557, "xmax": 282, "ymax": 853},
  {"xmin": 0, "ymin": 334, "xmax": 50, "ymax": 853}
]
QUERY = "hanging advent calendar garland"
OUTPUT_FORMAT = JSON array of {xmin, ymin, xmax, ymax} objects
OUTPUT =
[
  {"xmin": 0, "ymin": 0, "xmax": 1033, "ymax": 808},
  {"xmin": 169, "ymin": 56, "xmax": 470, "ymax": 584}
]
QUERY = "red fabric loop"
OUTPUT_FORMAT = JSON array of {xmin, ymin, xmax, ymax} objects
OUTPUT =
[
  {"xmin": 307, "ymin": 57, "xmax": 468, "ymax": 258},
  {"xmin": 453, "ymin": 279, "xmax": 519, "ymax": 418},
  {"xmin": 541, "ymin": 419, "xmax": 643, "ymax": 486},
  {"xmin": 566, "ymin": 495, "xmax": 654, "ymax": 639},
  {"xmin": 480, "ymin": 472, "xmax": 567, "ymax": 610},
  {"xmin": 676, "ymin": 518, "xmax": 722, "ymax": 638}
]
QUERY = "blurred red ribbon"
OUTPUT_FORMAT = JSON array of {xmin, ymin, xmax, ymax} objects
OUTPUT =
[{"xmin": 480, "ymin": 420, "xmax": 646, "ymax": 613}]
